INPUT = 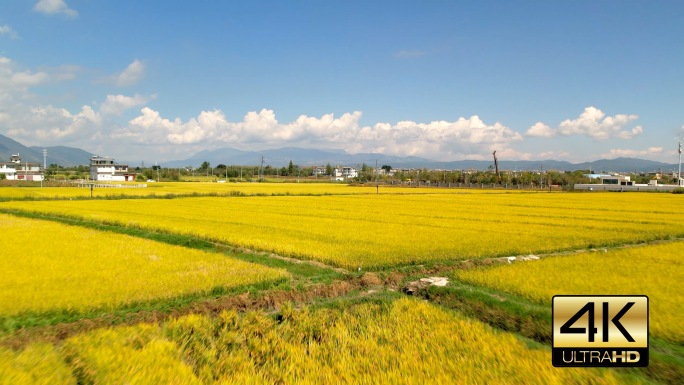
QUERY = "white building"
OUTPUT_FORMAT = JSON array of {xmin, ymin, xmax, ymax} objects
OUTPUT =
[
  {"xmin": 332, "ymin": 167, "xmax": 343, "ymax": 181},
  {"xmin": 89, "ymin": 156, "xmax": 136, "ymax": 181},
  {"xmin": 332, "ymin": 166, "xmax": 358, "ymax": 181},
  {"xmin": 313, "ymin": 166, "xmax": 327, "ymax": 176},
  {"xmin": 0, "ymin": 154, "xmax": 44, "ymax": 181},
  {"xmin": 341, "ymin": 166, "xmax": 358, "ymax": 179},
  {"xmin": 600, "ymin": 175, "xmax": 633, "ymax": 186}
]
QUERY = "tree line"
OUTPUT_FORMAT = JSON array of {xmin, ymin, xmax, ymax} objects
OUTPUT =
[{"xmin": 27, "ymin": 160, "xmax": 676, "ymax": 188}]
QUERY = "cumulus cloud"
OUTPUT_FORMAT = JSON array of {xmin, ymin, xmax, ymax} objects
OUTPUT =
[
  {"xmin": 0, "ymin": 25, "xmax": 19, "ymax": 39},
  {"xmin": 601, "ymin": 147, "xmax": 663, "ymax": 158},
  {"xmin": 525, "ymin": 122, "xmax": 554, "ymax": 138},
  {"xmin": 525, "ymin": 107, "xmax": 643, "ymax": 140},
  {"xmin": 111, "ymin": 59, "xmax": 146, "ymax": 87},
  {"xmin": 120, "ymin": 108, "xmax": 522, "ymax": 160},
  {"xmin": 6, "ymin": 104, "xmax": 100, "ymax": 142},
  {"xmin": 34, "ymin": 0, "xmax": 78, "ymax": 18},
  {"xmin": 100, "ymin": 94, "xmax": 150, "ymax": 116}
]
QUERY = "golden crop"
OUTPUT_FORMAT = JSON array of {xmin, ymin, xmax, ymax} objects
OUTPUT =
[
  {"xmin": 0, "ymin": 182, "xmax": 423, "ymax": 200},
  {"xmin": 0, "ymin": 214, "xmax": 286, "ymax": 317},
  {"xmin": 453, "ymin": 242, "xmax": 684, "ymax": 343},
  {"xmin": 0, "ymin": 344, "xmax": 75, "ymax": 385},
  {"xmin": 1, "ymin": 298, "xmax": 627, "ymax": 384},
  {"xmin": 0, "ymin": 181, "xmax": 544, "ymax": 200},
  {"xmin": 3, "ymin": 192, "xmax": 684, "ymax": 269}
]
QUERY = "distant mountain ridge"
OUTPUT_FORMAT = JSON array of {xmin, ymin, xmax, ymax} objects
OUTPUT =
[
  {"xmin": 0, "ymin": 133, "xmax": 95, "ymax": 166},
  {"xmin": 0, "ymin": 133, "xmax": 678, "ymax": 172},
  {"xmin": 165, "ymin": 146, "xmax": 679, "ymax": 173}
]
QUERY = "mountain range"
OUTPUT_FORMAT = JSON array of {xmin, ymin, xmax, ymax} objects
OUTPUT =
[
  {"xmin": 0, "ymin": 133, "xmax": 678, "ymax": 173},
  {"xmin": 162, "ymin": 146, "xmax": 679, "ymax": 173},
  {"xmin": 0, "ymin": 134, "xmax": 95, "ymax": 167}
]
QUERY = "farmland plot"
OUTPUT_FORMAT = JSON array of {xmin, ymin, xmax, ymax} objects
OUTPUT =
[
  {"xmin": 0, "ymin": 182, "xmax": 477, "ymax": 200},
  {"xmin": 0, "ymin": 214, "xmax": 286, "ymax": 318},
  {"xmin": 452, "ymin": 241, "xmax": 684, "ymax": 343},
  {"xmin": 0, "ymin": 298, "xmax": 627, "ymax": 385},
  {"xmin": 3, "ymin": 192, "xmax": 684, "ymax": 269}
]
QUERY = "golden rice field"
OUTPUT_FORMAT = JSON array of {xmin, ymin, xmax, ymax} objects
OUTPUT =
[
  {"xmin": 0, "ymin": 182, "xmax": 361, "ymax": 199},
  {"xmin": 0, "ymin": 298, "xmax": 628, "ymax": 385},
  {"xmin": 0, "ymin": 214, "xmax": 286, "ymax": 317},
  {"xmin": 0, "ymin": 182, "xmax": 538, "ymax": 200},
  {"xmin": 0, "ymin": 182, "xmax": 403, "ymax": 199},
  {"xmin": 452, "ymin": 242, "xmax": 684, "ymax": 344},
  {"xmin": 3, "ymin": 192, "xmax": 684, "ymax": 269}
]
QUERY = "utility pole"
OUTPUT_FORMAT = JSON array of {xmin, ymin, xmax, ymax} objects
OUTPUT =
[
  {"xmin": 375, "ymin": 159, "xmax": 379, "ymax": 194},
  {"xmin": 677, "ymin": 136, "xmax": 683, "ymax": 186},
  {"xmin": 259, "ymin": 156, "xmax": 264, "ymax": 182},
  {"xmin": 42, "ymin": 148, "xmax": 47, "ymax": 187}
]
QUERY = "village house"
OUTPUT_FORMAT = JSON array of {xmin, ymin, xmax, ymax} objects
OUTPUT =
[
  {"xmin": 0, "ymin": 154, "xmax": 44, "ymax": 181},
  {"xmin": 89, "ymin": 156, "xmax": 136, "ymax": 181},
  {"xmin": 312, "ymin": 166, "xmax": 327, "ymax": 176},
  {"xmin": 332, "ymin": 166, "xmax": 358, "ymax": 181}
]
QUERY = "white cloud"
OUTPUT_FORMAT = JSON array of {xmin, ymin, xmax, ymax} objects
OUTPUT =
[
  {"xmin": 0, "ymin": 25, "xmax": 19, "ymax": 39},
  {"xmin": 11, "ymin": 71, "xmax": 50, "ymax": 87},
  {"xmin": 0, "ymin": 57, "xmax": 47, "ymax": 102},
  {"xmin": 525, "ymin": 107, "xmax": 643, "ymax": 140},
  {"xmin": 100, "ymin": 94, "xmax": 150, "ymax": 116},
  {"xmin": 112, "ymin": 59, "xmax": 146, "ymax": 87},
  {"xmin": 6, "ymin": 104, "xmax": 101, "ymax": 142},
  {"xmin": 34, "ymin": 0, "xmax": 78, "ymax": 18},
  {"xmin": 525, "ymin": 122, "xmax": 554, "ymax": 138},
  {"xmin": 121, "ymin": 108, "xmax": 522, "ymax": 160},
  {"xmin": 0, "ymin": 57, "xmax": 79, "ymax": 103},
  {"xmin": 601, "ymin": 147, "xmax": 663, "ymax": 158},
  {"xmin": 615, "ymin": 125, "xmax": 643, "ymax": 139}
]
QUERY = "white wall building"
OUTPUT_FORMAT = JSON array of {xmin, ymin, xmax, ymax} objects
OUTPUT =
[
  {"xmin": 600, "ymin": 175, "xmax": 633, "ymax": 186},
  {"xmin": 0, "ymin": 154, "xmax": 44, "ymax": 181},
  {"xmin": 313, "ymin": 166, "xmax": 327, "ymax": 176},
  {"xmin": 89, "ymin": 156, "xmax": 135, "ymax": 181},
  {"xmin": 331, "ymin": 166, "xmax": 358, "ymax": 181}
]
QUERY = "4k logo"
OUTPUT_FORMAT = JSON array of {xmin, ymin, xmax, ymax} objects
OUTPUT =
[{"xmin": 552, "ymin": 295, "xmax": 648, "ymax": 367}]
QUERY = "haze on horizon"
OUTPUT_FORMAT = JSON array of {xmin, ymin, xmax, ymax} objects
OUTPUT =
[{"xmin": 1, "ymin": 0, "xmax": 683, "ymax": 164}]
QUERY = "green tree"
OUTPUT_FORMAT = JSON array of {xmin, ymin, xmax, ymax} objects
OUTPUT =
[
  {"xmin": 288, "ymin": 160, "xmax": 294, "ymax": 176},
  {"xmin": 325, "ymin": 163, "xmax": 333, "ymax": 175},
  {"xmin": 199, "ymin": 161, "xmax": 210, "ymax": 171}
]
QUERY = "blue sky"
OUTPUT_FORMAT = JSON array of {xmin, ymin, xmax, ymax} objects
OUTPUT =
[{"xmin": 1, "ymin": 0, "xmax": 682, "ymax": 164}]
